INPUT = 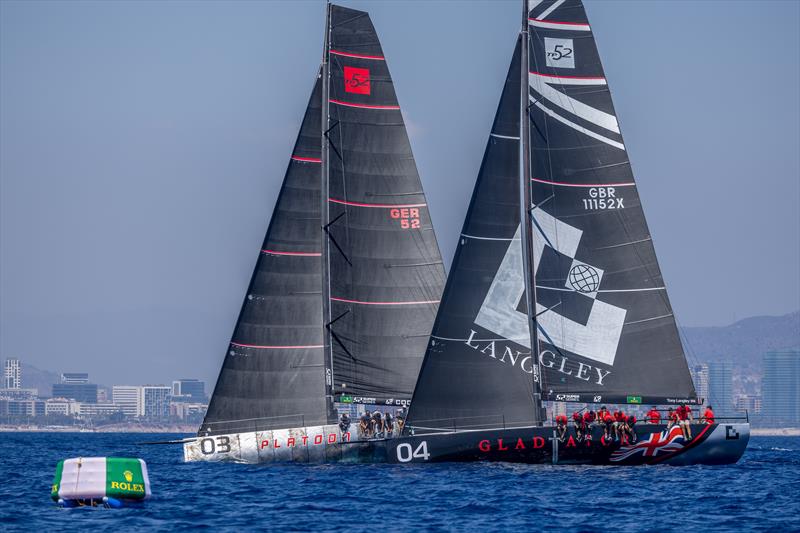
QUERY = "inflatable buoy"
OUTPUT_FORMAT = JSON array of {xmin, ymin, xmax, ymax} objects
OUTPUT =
[{"xmin": 52, "ymin": 457, "xmax": 151, "ymax": 508}]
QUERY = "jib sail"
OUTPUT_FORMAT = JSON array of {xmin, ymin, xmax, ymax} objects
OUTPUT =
[
  {"xmin": 323, "ymin": 5, "xmax": 446, "ymax": 405},
  {"xmin": 405, "ymin": 39, "xmax": 541, "ymax": 432},
  {"xmin": 201, "ymin": 73, "xmax": 328, "ymax": 436},
  {"xmin": 526, "ymin": 0, "xmax": 696, "ymax": 405}
]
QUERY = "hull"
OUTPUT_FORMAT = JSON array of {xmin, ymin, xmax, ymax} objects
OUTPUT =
[{"xmin": 184, "ymin": 422, "xmax": 749, "ymax": 466}]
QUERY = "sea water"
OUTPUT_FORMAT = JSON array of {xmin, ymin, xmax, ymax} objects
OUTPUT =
[{"xmin": 0, "ymin": 432, "xmax": 797, "ymax": 531}]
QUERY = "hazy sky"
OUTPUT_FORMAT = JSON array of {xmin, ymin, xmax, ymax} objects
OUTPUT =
[{"xmin": 1, "ymin": 1, "xmax": 798, "ymax": 387}]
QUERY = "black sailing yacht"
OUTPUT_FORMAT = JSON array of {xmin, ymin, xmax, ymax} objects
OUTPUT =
[
  {"xmin": 185, "ymin": 3, "xmax": 446, "ymax": 463},
  {"xmin": 185, "ymin": 0, "xmax": 748, "ymax": 466}
]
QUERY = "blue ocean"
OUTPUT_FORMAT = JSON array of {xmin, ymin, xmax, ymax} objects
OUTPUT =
[{"xmin": 1, "ymin": 432, "xmax": 797, "ymax": 531}]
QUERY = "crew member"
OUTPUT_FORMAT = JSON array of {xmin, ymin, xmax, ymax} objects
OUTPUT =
[
  {"xmin": 339, "ymin": 412, "xmax": 351, "ymax": 434},
  {"xmin": 555, "ymin": 414, "xmax": 568, "ymax": 441},
  {"xmin": 372, "ymin": 410, "xmax": 384, "ymax": 438},
  {"xmin": 384, "ymin": 412, "xmax": 395, "ymax": 436},
  {"xmin": 646, "ymin": 406, "xmax": 661, "ymax": 424},
  {"xmin": 360, "ymin": 410, "xmax": 372, "ymax": 438},
  {"xmin": 572, "ymin": 411, "xmax": 584, "ymax": 440},
  {"xmin": 702, "ymin": 405, "xmax": 715, "ymax": 425},
  {"xmin": 676, "ymin": 403, "xmax": 693, "ymax": 440},
  {"xmin": 666, "ymin": 408, "xmax": 677, "ymax": 429},
  {"xmin": 602, "ymin": 410, "xmax": 614, "ymax": 440}
]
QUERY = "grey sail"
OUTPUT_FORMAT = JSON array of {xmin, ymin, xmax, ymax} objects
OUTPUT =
[
  {"xmin": 404, "ymin": 39, "xmax": 539, "ymax": 432},
  {"xmin": 406, "ymin": 0, "xmax": 697, "ymax": 437},
  {"xmin": 200, "ymin": 4, "xmax": 446, "ymax": 437},
  {"xmin": 527, "ymin": 0, "xmax": 696, "ymax": 405},
  {"xmin": 201, "ymin": 73, "xmax": 327, "ymax": 436},
  {"xmin": 323, "ymin": 5, "xmax": 446, "ymax": 406}
]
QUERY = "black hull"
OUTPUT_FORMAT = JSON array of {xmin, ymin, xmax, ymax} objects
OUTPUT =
[{"xmin": 185, "ymin": 422, "xmax": 749, "ymax": 466}]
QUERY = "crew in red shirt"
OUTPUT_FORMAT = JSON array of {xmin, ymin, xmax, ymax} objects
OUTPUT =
[
  {"xmin": 602, "ymin": 411, "xmax": 614, "ymax": 440},
  {"xmin": 646, "ymin": 406, "xmax": 661, "ymax": 424},
  {"xmin": 702, "ymin": 405, "xmax": 715, "ymax": 425},
  {"xmin": 676, "ymin": 404, "xmax": 693, "ymax": 440},
  {"xmin": 666, "ymin": 408, "xmax": 677, "ymax": 429},
  {"xmin": 555, "ymin": 414, "xmax": 568, "ymax": 441}
]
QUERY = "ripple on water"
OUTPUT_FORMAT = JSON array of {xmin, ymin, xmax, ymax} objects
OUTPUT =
[{"xmin": 0, "ymin": 433, "xmax": 798, "ymax": 532}]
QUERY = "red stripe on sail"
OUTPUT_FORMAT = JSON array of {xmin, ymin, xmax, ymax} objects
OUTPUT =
[
  {"xmin": 330, "ymin": 296, "xmax": 439, "ymax": 306},
  {"xmin": 329, "ymin": 98, "xmax": 400, "ymax": 110},
  {"xmin": 230, "ymin": 342, "xmax": 323, "ymax": 349},
  {"xmin": 330, "ymin": 49, "xmax": 385, "ymax": 61},
  {"xmin": 291, "ymin": 155, "xmax": 322, "ymax": 163},
  {"xmin": 261, "ymin": 249, "xmax": 321, "ymax": 257},
  {"xmin": 328, "ymin": 198, "xmax": 426, "ymax": 209},
  {"xmin": 531, "ymin": 177, "xmax": 635, "ymax": 188},
  {"xmin": 528, "ymin": 17, "xmax": 590, "ymax": 28}
]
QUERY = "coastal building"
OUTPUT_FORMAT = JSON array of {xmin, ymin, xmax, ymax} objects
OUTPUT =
[
  {"xmin": 78, "ymin": 402, "xmax": 121, "ymax": 418},
  {"xmin": 690, "ymin": 364, "xmax": 710, "ymax": 405},
  {"xmin": 141, "ymin": 386, "xmax": 171, "ymax": 418},
  {"xmin": 45, "ymin": 398, "xmax": 82, "ymax": 417},
  {"xmin": 0, "ymin": 398, "xmax": 45, "ymax": 417},
  {"xmin": 52, "ymin": 383, "xmax": 98, "ymax": 404},
  {"xmin": 3, "ymin": 358, "xmax": 21, "ymax": 389},
  {"xmin": 0, "ymin": 388, "xmax": 38, "ymax": 401},
  {"xmin": 762, "ymin": 350, "xmax": 800, "ymax": 425},
  {"xmin": 170, "ymin": 402, "xmax": 207, "ymax": 420},
  {"xmin": 113, "ymin": 385, "xmax": 143, "ymax": 417},
  {"xmin": 172, "ymin": 379, "xmax": 206, "ymax": 401},
  {"xmin": 707, "ymin": 361, "xmax": 734, "ymax": 415},
  {"xmin": 60, "ymin": 372, "xmax": 89, "ymax": 384},
  {"xmin": 735, "ymin": 394, "xmax": 762, "ymax": 415}
]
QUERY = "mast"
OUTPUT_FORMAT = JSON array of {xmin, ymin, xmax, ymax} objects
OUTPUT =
[
  {"xmin": 320, "ymin": 1, "xmax": 336, "ymax": 424},
  {"xmin": 519, "ymin": 0, "xmax": 543, "ymax": 423}
]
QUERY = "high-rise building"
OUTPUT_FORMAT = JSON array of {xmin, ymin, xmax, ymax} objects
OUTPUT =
[
  {"xmin": 690, "ymin": 364, "xmax": 709, "ymax": 404},
  {"xmin": 60, "ymin": 373, "xmax": 89, "ymax": 384},
  {"xmin": 141, "ymin": 386, "xmax": 171, "ymax": 418},
  {"xmin": 762, "ymin": 350, "xmax": 800, "ymax": 425},
  {"xmin": 707, "ymin": 361, "xmax": 734, "ymax": 416},
  {"xmin": 52, "ymin": 383, "xmax": 98, "ymax": 404},
  {"xmin": 3, "ymin": 358, "xmax": 21, "ymax": 389},
  {"xmin": 172, "ymin": 379, "xmax": 206, "ymax": 401},
  {"xmin": 112, "ymin": 386, "xmax": 142, "ymax": 417},
  {"xmin": 735, "ymin": 394, "xmax": 762, "ymax": 415}
]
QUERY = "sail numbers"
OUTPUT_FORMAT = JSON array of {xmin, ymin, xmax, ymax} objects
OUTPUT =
[
  {"xmin": 396, "ymin": 441, "xmax": 430, "ymax": 462},
  {"xmin": 582, "ymin": 187, "xmax": 624, "ymax": 210},
  {"xmin": 390, "ymin": 208, "xmax": 421, "ymax": 229}
]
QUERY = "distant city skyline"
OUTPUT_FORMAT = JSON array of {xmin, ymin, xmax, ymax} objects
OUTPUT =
[{"xmin": 1, "ymin": 1, "xmax": 798, "ymax": 385}]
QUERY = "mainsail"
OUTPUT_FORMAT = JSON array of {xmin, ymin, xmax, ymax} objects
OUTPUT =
[
  {"xmin": 324, "ymin": 5, "xmax": 446, "ymax": 404},
  {"xmin": 201, "ymin": 5, "xmax": 445, "ymax": 436},
  {"xmin": 407, "ymin": 0, "xmax": 695, "ymax": 433}
]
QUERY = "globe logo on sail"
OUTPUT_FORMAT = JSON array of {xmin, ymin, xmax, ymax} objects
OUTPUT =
[{"xmin": 568, "ymin": 264, "xmax": 600, "ymax": 293}]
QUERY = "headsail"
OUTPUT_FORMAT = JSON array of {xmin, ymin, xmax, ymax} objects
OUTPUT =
[
  {"xmin": 201, "ymin": 73, "xmax": 327, "ymax": 436},
  {"xmin": 323, "ymin": 5, "xmax": 446, "ymax": 405},
  {"xmin": 526, "ymin": 0, "xmax": 696, "ymax": 404},
  {"xmin": 404, "ymin": 40, "xmax": 540, "ymax": 432}
]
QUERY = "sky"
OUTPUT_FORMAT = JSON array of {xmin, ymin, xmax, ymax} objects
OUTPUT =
[{"xmin": 1, "ymin": 0, "xmax": 798, "ymax": 387}]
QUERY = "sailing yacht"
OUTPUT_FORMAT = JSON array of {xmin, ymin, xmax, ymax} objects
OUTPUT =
[
  {"xmin": 185, "ymin": 0, "xmax": 749, "ymax": 466},
  {"xmin": 184, "ymin": 3, "xmax": 446, "ymax": 462}
]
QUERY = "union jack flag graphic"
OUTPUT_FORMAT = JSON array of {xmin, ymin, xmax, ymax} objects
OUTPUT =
[{"xmin": 610, "ymin": 426, "xmax": 686, "ymax": 462}]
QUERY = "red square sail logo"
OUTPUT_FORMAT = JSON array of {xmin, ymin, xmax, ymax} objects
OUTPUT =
[{"xmin": 344, "ymin": 66, "xmax": 370, "ymax": 95}]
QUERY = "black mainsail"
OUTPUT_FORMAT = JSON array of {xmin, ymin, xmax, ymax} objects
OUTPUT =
[
  {"xmin": 324, "ymin": 5, "xmax": 446, "ymax": 404},
  {"xmin": 200, "ymin": 4, "xmax": 445, "ymax": 436},
  {"xmin": 407, "ymin": 0, "xmax": 695, "ymax": 433}
]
